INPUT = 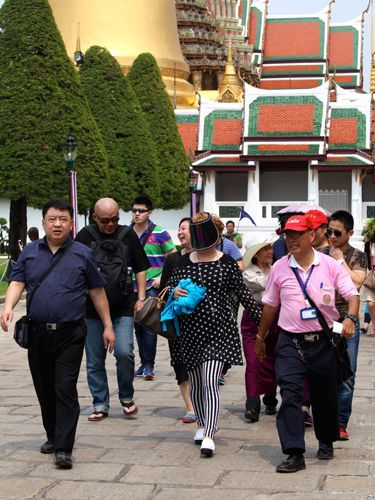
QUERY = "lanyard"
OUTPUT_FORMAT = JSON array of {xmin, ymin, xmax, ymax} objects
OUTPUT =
[{"xmin": 294, "ymin": 265, "xmax": 314, "ymax": 300}]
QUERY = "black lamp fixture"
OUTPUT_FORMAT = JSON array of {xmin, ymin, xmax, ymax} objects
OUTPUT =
[{"xmin": 62, "ymin": 135, "xmax": 78, "ymax": 175}]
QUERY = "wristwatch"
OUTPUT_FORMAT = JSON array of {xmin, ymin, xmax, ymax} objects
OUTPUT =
[
  {"xmin": 137, "ymin": 297, "xmax": 146, "ymax": 302},
  {"xmin": 344, "ymin": 313, "xmax": 358, "ymax": 323},
  {"xmin": 337, "ymin": 258, "xmax": 345, "ymax": 265}
]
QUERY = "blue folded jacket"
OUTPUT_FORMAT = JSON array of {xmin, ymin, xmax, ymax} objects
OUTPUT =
[{"xmin": 160, "ymin": 278, "xmax": 206, "ymax": 335}]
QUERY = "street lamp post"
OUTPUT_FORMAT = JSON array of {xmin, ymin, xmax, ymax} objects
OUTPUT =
[
  {"xmin": 62, "ymin": 135, "xmax": 78, "ymax": 237},
  {"xmin": 189, "ymin": 168, "xmax": 197, "ymax": 218},
  {"xmin": 62, "ymin": 135, "xmax": 78, "ymax": 202}
]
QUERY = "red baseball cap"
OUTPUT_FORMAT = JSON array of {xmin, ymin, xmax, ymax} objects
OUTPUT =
[
  {"xmin": 281, "ymin": 214, "xmax": 314, "ymax": 233},
  {"xmin": 305, "ymin": 210, "xmax": 328, "ymax": 229}
]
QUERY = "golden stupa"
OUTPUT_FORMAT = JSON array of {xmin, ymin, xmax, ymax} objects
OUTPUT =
[{"xmin": 48, "ymin": 0, "xmax": 196, "ymax": 107}]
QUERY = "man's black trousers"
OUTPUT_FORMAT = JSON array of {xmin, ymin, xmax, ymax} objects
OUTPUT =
[
  {"xmin": 275, "ymin": 331, "xmax": 339, "ymax": 455},
  {"xmin": 28, "ymin": 321, "xmax": 86, "ymax": 452}
]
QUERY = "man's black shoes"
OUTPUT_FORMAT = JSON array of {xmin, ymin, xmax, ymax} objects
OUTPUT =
[
  {"xmin": 40, "ymin": 440, "xmax": 54, "ymax": 454},
  {"xmin": 265, "ymin": 405, "xmax": 277, "ymax": 415},
  {"xmin": 54, "ymin": 451, "xmax": 73, "ymax": 469},
  {"xmin": 317, "ymin": 442, "xmax": 334, "ymax": 460},
  {"xmin": 244, "ymin": 409, "xmax": 259, "ymax": 422},
  {"xmin": 276, "ymin": 454, "xmax": 306, "ymax": 473}
]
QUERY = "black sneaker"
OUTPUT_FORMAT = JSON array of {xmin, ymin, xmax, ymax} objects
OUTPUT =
[
  {"xmin": 40, "ymin": 440, "xmax": 54, "ymax": 454},
  {"xmin": 276, "ymin": 454, "xmax": 306, "ymax": 473},
  {"xmin": 317, "ymin": 442, "xmax": 334, "ymax": 460},
  {"xmin": 265, "ymin": 405, "xmax": 277, "ymax": 415}
]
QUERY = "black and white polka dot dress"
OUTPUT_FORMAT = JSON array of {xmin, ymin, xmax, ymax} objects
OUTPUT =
[{"xmin": 167, "ymin": 253, "xmax": 262, "ymax": 371}]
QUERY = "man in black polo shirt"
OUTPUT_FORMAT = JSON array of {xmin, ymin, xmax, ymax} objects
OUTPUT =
[
  {"xmin": 76, "ymin": 198, "xmax": 149, "ymax": 420},
  {"xmin": 0, "ymin": 200, "xmax": 114, "ymax": 470}
]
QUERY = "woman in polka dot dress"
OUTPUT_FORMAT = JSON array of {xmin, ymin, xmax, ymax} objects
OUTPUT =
[{"xmin": 167, "ymin": 213, "xmax": 262, "ymax": 457}]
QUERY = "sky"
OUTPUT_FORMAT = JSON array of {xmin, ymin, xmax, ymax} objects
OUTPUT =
[{"xmin": 0, "ymin": 0, "xmax": 372, "ymax": 89}]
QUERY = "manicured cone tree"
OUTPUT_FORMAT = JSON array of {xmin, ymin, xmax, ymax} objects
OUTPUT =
[
  {"xmin": 80, "ymin": 46, "xmax": 161, "ymax": 210},
  {"xmin": 0, "ymin": 0, "xmax": 108, "ymax": 259},
  {"xmin": 128, "ymin": 53, "xmax": 190, "ymax": 210}
]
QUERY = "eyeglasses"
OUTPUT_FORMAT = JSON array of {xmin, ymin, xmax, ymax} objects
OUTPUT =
[
  {"xmin": 327, "ymin": 228, "xmax": 345, "ymax": 238},
  {"xmin": 98, "ymin": 216, "xmax": 120, "ymax": 224},
  {"xmin": 132, "ymin": 208, "xmax": 149, "ymax": 214}
]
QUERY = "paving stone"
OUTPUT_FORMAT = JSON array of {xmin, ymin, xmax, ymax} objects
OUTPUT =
[
  {"xmin": 44, "ymin": 481, "xmax": 155, "ymax": 499},
  {"xmin": 219, "ymin": 470, "xmax": 323, "ymax": 493},
  {"xmin": 121, "ymin": 465, "xmax": 221, "ymax": 486},
  {"xmin": 30, "ymin": 461, "xmax": 125, "ymax": 481},
  {"xmin": 324, "ymin": 475, "xmax": 375, "ymax": 493},
  {"xmin": 0, "ymin": 478, "xmax": 54, "ymax": 499}
]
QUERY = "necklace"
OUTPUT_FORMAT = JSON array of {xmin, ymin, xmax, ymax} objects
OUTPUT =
[{"xmin": 196, "ymin": 251, "xmax": 223, "ymax": 316}]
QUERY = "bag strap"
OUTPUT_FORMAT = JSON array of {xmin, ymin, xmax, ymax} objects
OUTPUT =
[
  {"xmin": 290, "ymin": 267, "xmax": 331, "ymax": 336},
  {"xmin": 116, "ymin": 225, "xmax": 130, "ymax": 241},
  {"xmin": 27, "ymin": 239, "xmax": 73, "ymax": 315},
  {"xmin": 141, "ymin": 223, "xmax": 156, "ymax": 248},
  {"xmin": 86, "ymin": 224, "xmax": 102, "ymax": 241},
  {"xmin": 158, "ymin": 286, "xmax": 171, "ymax": 302}
]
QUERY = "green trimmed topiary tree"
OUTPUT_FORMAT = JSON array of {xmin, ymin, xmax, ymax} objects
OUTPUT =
[
  {"xmin": 128, "ymin": 53, "xmax": 189, "ymax": 210},
  {"xmin": 0, "ymin": 0, "xmax": 108, "ymax": 258},
  {"xmin": 80, "ymin": 46, "xmax": 161, "ymax": 210}
]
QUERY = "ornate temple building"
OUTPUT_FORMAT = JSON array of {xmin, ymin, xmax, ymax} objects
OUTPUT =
[
  {"xmin": 176, "ymin": 1, "xmax": 375, "ymax": 243},
  {"xmin": 46, "ymin": 0, "xmax": 374, "ymax": 243}
]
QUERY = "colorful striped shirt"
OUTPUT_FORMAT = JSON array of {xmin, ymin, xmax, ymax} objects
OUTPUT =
[{"xmin": 135, "ymin": 220, "xmax": 176, "ymax": 289}]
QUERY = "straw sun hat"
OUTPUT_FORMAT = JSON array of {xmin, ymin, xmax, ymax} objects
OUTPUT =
[{"xmin": 243, "ymin": 235, "xmax": 277, "ymax": 269}]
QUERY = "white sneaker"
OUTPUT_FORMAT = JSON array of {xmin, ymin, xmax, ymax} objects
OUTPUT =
[
  {"xmin": 200, "ymin": 437, "xmax": 215, "ymax": 457},
  {"xmin": 194, "ymin": 428, "xmax": 205, "ymax": 445}
]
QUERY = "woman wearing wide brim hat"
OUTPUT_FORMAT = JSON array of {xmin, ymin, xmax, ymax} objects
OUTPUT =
[
  {"xmin": 167, "ymin": 212, "xmax": 262, "ymax": 458},
  {"xmin": 241, "ymin": 236, "xmax": 280, "ymax": 423}
]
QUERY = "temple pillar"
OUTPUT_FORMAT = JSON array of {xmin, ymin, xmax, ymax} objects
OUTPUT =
[
  {"xmin": 202, "ymin": 170, "xmax": 217, "ymax": 213},
  {"xmin": 192, "ymin": 70, "xmax": 203, "ymax": 92},
  {"xmin": 242, "ymin": 163, "xmax": 261, "ymax": 243},
  {"xmin": 351, "ymin": 169, "xmax": 364, "ymax": 247},
  {"xmin": 308, "ymin": 162, "xmax": 319, "ymax": 206}
]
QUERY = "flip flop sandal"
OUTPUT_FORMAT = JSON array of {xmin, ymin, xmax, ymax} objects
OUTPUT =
[
  {"xmin": 367, "ymin": 328, "xmax": 375, "ymax": 336},
  {"xmin": 121, "ymin": 401, "xmax": 138, "ymax": 417},
  {"xmin": 182, "ymin": 412, "xmax": 197, "ymax": 423},
  {"xmin": 88, "ymin": 411, "xmax": 108, "ymax": 422}
]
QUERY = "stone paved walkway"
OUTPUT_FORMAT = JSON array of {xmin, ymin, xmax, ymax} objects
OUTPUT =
[{"xmin": 0, "ymin": 300, "xmax": 374, "ymax": 498}]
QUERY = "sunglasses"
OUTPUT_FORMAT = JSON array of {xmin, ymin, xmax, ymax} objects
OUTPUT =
[
  {"xmin": 98, "ymin": 216, "xmax": 120, "ymax": 224},
  {"xmin": 132, "ymin": 208, "xmax": 149, "ymax": 214},
  {"xmin": 327, "ymin": 228, "xmax": 344, "ymax": 238}
]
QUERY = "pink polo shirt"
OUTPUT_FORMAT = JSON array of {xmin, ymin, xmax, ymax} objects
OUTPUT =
[{"xmin": 262, "ymin": 250, "xmax": 359, "ymax": 333}]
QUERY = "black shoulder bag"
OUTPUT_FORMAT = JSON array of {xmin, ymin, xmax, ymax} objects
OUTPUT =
[
  {"xmin": 291, "ymin": 267, "xmax": 352, "ymax": 384},
  {"xmin": 14, "ymin": 240, "xmax": 73, "ymax": 349}
]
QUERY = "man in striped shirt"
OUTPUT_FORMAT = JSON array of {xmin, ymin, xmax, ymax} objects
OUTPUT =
[{"xmin": 131, "ymin": 196, "xmax": 176, "ymax": 380}]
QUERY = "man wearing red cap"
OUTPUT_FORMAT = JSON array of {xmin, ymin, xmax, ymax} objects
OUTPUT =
[
  {"xmin": 305, "ymin": 210, "xmax": 330, "ymax": 252},
  {"xmin": 255, "ymin": 214, "xmax": 359, "ymax": 473}
]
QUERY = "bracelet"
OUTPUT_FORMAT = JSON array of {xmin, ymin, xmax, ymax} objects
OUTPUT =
[
  {"xmin": 256, "ymin": 334, "xmax": 265, "ymax": 341},
  {"xmin": 137, "ymin": 297, "xmax": 146, "ymax": 302}
]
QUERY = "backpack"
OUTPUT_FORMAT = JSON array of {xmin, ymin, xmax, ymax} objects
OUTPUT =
[{"xmin": 86, "ymin": 224, "xmax": 131, "ymax": 305}]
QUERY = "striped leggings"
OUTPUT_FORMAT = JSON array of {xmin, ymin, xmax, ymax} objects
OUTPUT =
[{"xmin": 188, "ymin": 360, "xmax": 225, "ymax": 439}]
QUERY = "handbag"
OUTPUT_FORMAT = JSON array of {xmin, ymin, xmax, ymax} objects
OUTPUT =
[
  {"xmin": 14, "ymin": 240, "xmax": 73, "ymax": 349},
  {"xmin": 363, "ymin": 270, "xmax": 375, "ymax": 291},
  {"xmin": 134, "ymin": 287, "xmax": 176, "ymax": 341},
  {"xmin": 291, "ymin": 268, "xmax": 352, "ymax": 384}
]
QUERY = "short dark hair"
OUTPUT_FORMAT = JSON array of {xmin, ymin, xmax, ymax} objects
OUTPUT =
[
  {"xmin": 179, "ymin": 217, "xmax": 190, "ymax": 227},
  {"xmin": 27, "ymin": 227, "xmax": 39, "ymax": 241},
  {"xmin": 132, "ymin": 196, "xmax": 153, "ymax": 211},
  {"xmin": 329, "ymin": 210, "xmax": 354, "ymax": 232},
  {"xmin": 226, "ymin": 220, "xmax": 235, "ymax": 226},
  {"xmin": 42, "ymin": 199, "xmax": 73, "ymax": 218}
]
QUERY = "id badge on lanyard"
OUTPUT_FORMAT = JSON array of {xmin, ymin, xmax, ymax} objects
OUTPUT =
[{"xmin": 295, "ymin": 266, "xmax": 318, "ymax": 321}]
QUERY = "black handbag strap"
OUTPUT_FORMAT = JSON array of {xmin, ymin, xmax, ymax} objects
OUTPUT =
[
  {"xmin": 26, "ymin": 239, "xmax": 73, "ymax": 315},
  {"xmin": 290, "ymin": 267, "xmax": 331, "ymax": 336},
  {"xmin": 141, "ymin": 223, "xmax": 156, "ymax": 248}
]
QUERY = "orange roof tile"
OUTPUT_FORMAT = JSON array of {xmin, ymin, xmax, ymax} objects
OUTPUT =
[
  {"xmin": 329, "ymin": 31, "xmax": 355, "ymax": 68},
  {"xmin": 264, "ymin": 21, "xmax": 322, "ymax": 59},
  {"xmin": 177, "ymin": 122, "xmax": 198, "ymax": 155},
  {"xmin": 212, "ymin": 119, "xmax": 242, "ymax": 145},
  {"xmin": 257, "ymin": 103, "xmax": 315, "ymax": 133},
  {"xmin": 329, "ymin": 118, "xmax": 357, "ymax": 144},
  {"xmin": 259, "ymin": 79, "xmax": 322, "ymax": 90}
]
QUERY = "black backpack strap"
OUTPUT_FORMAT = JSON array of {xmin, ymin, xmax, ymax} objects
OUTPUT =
[
  {"xmin": 86, "ymin": 224, "xmax": 103, "ymax": 241},
  {"xmin": 27, "ymin": 239, "xmax": 73, "ymax": 315},
  {"xmin": 116, "ymin": 225, "xmax": 131, "ymax": 241}
]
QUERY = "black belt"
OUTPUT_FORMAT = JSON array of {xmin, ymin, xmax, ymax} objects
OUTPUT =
[
  {"xmin": 30, "ymin": 320, "xmax": 83, "ymax": 331},
  {"xmin": 281, "ymin": 329, "xmax": 324, "ymax": 343}
]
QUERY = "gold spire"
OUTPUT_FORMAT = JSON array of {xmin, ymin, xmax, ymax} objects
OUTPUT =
[
  {"xmin": 75, "ymin": 22, "xmax": 81, "ymax": 53},
  {"xmin": 217, "ymin": 38, "xmax": 244, "ymax": 103}
]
